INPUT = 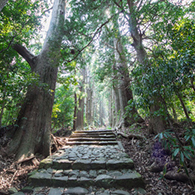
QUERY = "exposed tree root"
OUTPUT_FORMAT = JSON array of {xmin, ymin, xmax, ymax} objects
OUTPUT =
[{"xmin": 116, "ymin": 131, "xmax": 146, "ymax": 140}]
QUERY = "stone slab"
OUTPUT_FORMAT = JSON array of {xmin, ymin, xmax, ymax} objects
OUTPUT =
[
  {"xmin": 48, "ymin": 188, "xmax": 64, "ymax": 195},
  {"xmin": 64, "ymin": 187, "xmax": 88, "ymax": 195},
  {"xmin": 106, "ymin": 159, "xmax": 134, "ymax": 170},
  {"xmin": 53, "ymin": 159, "xmax": 72, "ymax": 169},
  {"xmin": 72, "ymin": 159, "xmax": 91, "ymax": 169},
  {"xmin": 66, "ymin": 141, "xmax": 118, "ymax": 145},
  {"xmin": 29, "ymin": 169, "xmax": 52, "ymax": 186},
  {"xmin": 68, "ymin": 138, "xmax": 116, "ymax": 141}
]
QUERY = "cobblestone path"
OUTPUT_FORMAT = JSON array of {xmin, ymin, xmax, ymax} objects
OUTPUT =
[{"xmin": 14, "ymin": 130, "xmax": 145, "ymax": 195}]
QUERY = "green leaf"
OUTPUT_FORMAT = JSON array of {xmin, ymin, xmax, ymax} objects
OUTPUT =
[
  {"xmin": 180, "ymin": 152, "xmax": 184, "ymax": 163},
  {"xmin": 159, "ymin": 133, "xmax": 163, "ymax": 140},
  {"xmin": 173, "ymin": 148, "xmax": 179, "ymax": 157},
  {"xmin": 184, "ymin": 135, "xmax": 190, "ymax": 141},
  {"xmin": 183, "ymin": 151, "xmax": 191, "ymax": 160},
  {"xmin": 191, "ymin": 137, "xmax": 195, "ymax": 147}
]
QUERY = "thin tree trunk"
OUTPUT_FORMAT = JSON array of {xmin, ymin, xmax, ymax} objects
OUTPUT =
[
  {"xmin": 108, "ymin": 88, "xmax": 112, "ymax": 127},
  {"xmin": 172, "ymin": 105, "xmax": 178, "ymax": 122},
  {"xmin": 177, "ymin": 92, "xmax": 191, "ymax": 121},
  {"xmin": 113, "ymin": 86, "xmax": 121, "ymax": 122},
  {"xmin": 112, "ymin": 87, "xmax": 116, "ymax": 127},
  {"xmin": 7, "ymin": 0, "xmax": 65, "ymax": 161},
  {"xmin": 85, "ymin": 69, "xmax": 93, "ymax": 127},
  {"xmin": 76, "ymin": 67, "xmax": 85, "ymax": 130},
  {"xmin": 73, "ymin": 92, "xmax": 77, "ymax": 131},
  {"xmin": 191, "ymin": 77, "xmax": 195, "ymax": 93},
  {"xmin": 0, "ymin": 89, "xmax": 6, "ymax": 127}
]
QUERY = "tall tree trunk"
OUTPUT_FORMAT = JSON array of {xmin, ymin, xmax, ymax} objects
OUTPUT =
[
  {"xmin": 73, "ymin": 93, "xmax": 77, "ymax": 131},
  {"xmin": 112, "ymin": 59, "xmax": 121, "ymax": 127},
  {"xmin": 113, "ymin": 84, "xmax": 121, "ymax": 125},
  {"xmin": 123, "ymin": 0, "xmax": 165, "ymax": 133},
  {"xmin": 111, "ymin": 87, "xmax": 116, "ymax": 127},
  {"xmin": 7, "ymin": 0, "xmax": 65, "ymax": 161},
  {"xmin": 75, "ymin": 67, "xmax": 85, "ymax": 130},
  {"xmin": 76, "ymin": 95, "xmax": 84, "ymax": 130},
  {"xmin": 85, "ymin": 68, "xmax": 93, "ymax": 127},
  {"xmin": 114, "ymin": 37, "xmax": 143, "ymax": 127},
  {"xmin": 108, "ymin": 88, "xmax": 113, "ymax": 127}
]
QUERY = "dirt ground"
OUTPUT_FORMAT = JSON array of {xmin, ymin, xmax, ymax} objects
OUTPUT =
[{"xmin": 0, "ymin": 127, "xmax": 195, "ymax": 195}]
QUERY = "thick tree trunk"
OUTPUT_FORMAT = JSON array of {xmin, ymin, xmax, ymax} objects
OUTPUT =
[
  {"xmin": 114, "ymin": 37, "xmax": 143, "ymax": 127},
  {"xmin": 7, "ymin": 0, "xmax": 65, "ymax": 161}
]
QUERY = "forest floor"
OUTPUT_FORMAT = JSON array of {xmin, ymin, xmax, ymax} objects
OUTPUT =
[
  {"xmin": 0, "ymin": 126, "xmax": 195, "ymax": 194},
  {"xmin": 118, "ymin": 123, "xmax": 195, "ymax": 195}
]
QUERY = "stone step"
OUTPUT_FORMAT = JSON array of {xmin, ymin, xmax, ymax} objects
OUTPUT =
[
  {"xmin": 54, "ymin": 158, "xmax": 134, "ymax": 170},
  {"xmin": 73, "ymin": 130, "xmax": 115, "ymax": 135},
  {"xmin": 39, "ymin": 145, "xmax": 134, "ymax": 170},
  {"xmin": 66, "ymin": 141, "xmax": 118, "ymax": 145},
  {"xmin": 70, "ymin": 134, "xmax": 116, "ymax": 138},
  {"xmin": 29, "ymin": 168, "xmax": 144, "ymax": 189},
  {"xmin": 74, "ymin": 130, "xmax": 114, "ymax": 134},
  {"xmin": 68, "ymin": 137, "xmax": 116, "ymax": 142},
  {"xmin": 24, "ymin": 134, "xmax": 145, "ymax": 194},
  {"xmin": 17, "ymin": 186, "xmax": 145, "ymax": 195}
]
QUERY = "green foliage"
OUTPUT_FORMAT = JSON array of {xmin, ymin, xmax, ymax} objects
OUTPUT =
[
  {"xmin": 0, "ymin": 62, "xmax": 39, "ymax": 125},
  {"xmin": 155, "ymin": 128, "xmax": 195, "ymax": 173},
  {"xmin": 52, "ymin": 84, "xmax": 74, "ymax": 130},
  {"xmin": 131, "ymin": 6, "xmax": 195, "ymax": 121},
  {"xmin": 0, "ymin": 0, "xmax": 48, "ymax": 126}
]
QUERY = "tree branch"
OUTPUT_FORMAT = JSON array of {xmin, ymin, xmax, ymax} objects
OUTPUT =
[
  {"xmin": 66, "ymin": 12, "xmax": 122, "ymax": 64},
  {"xmin": 13, "ymin": 44, "xmax": 37, "ymax": 71}
]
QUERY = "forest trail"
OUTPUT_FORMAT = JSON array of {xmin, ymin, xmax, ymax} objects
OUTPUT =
[{"xmin": 14, "ymin": 130, "xmax": 145, "ymax": 194}]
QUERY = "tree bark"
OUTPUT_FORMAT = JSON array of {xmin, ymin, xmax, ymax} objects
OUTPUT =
[
  {"xmin": 112, "ymin": 59, "xmax": 121, "ymax": 127},
  {"xmin": 0, "ymin": 0, "xmax": 8, "ymax": 12},
  {"xmin": 108, "ymin": 88, "xmax": 113, "ymax": 127},
  {"xmin": 7, "ymin": 0, "xmax": 65, "ymax": 161},
  {"xmin": 125, "ymin": 0, "xmax": 165, "ymax": 134},
  {"xmin": 114, "ymin": 37, "xmax": 143, "ymax": 127},
  {"xmin": 85, "ymin": 68, "xmax": 93, "ymax": 127},
  {"xmin": 75, "ymin": 67, "xmax": 85, "ymax": 130},
  {"xmin": 73, "ymin": 92, "xmax": 77, "ymax": 131},
  {"xmin": 177, "ymin": 92, "xmax": 191, "ymax": 121}
]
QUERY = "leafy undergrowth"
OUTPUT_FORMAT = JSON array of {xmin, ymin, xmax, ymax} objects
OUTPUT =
[{"xmin": 118, "ymin": 123, "xmax": 195, "ymax": 195}]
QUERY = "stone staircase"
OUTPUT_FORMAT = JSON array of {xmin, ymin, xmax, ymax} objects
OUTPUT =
[{"xmin": 22, "ymin": 130, "xmax": 145, "ymax": 194}]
